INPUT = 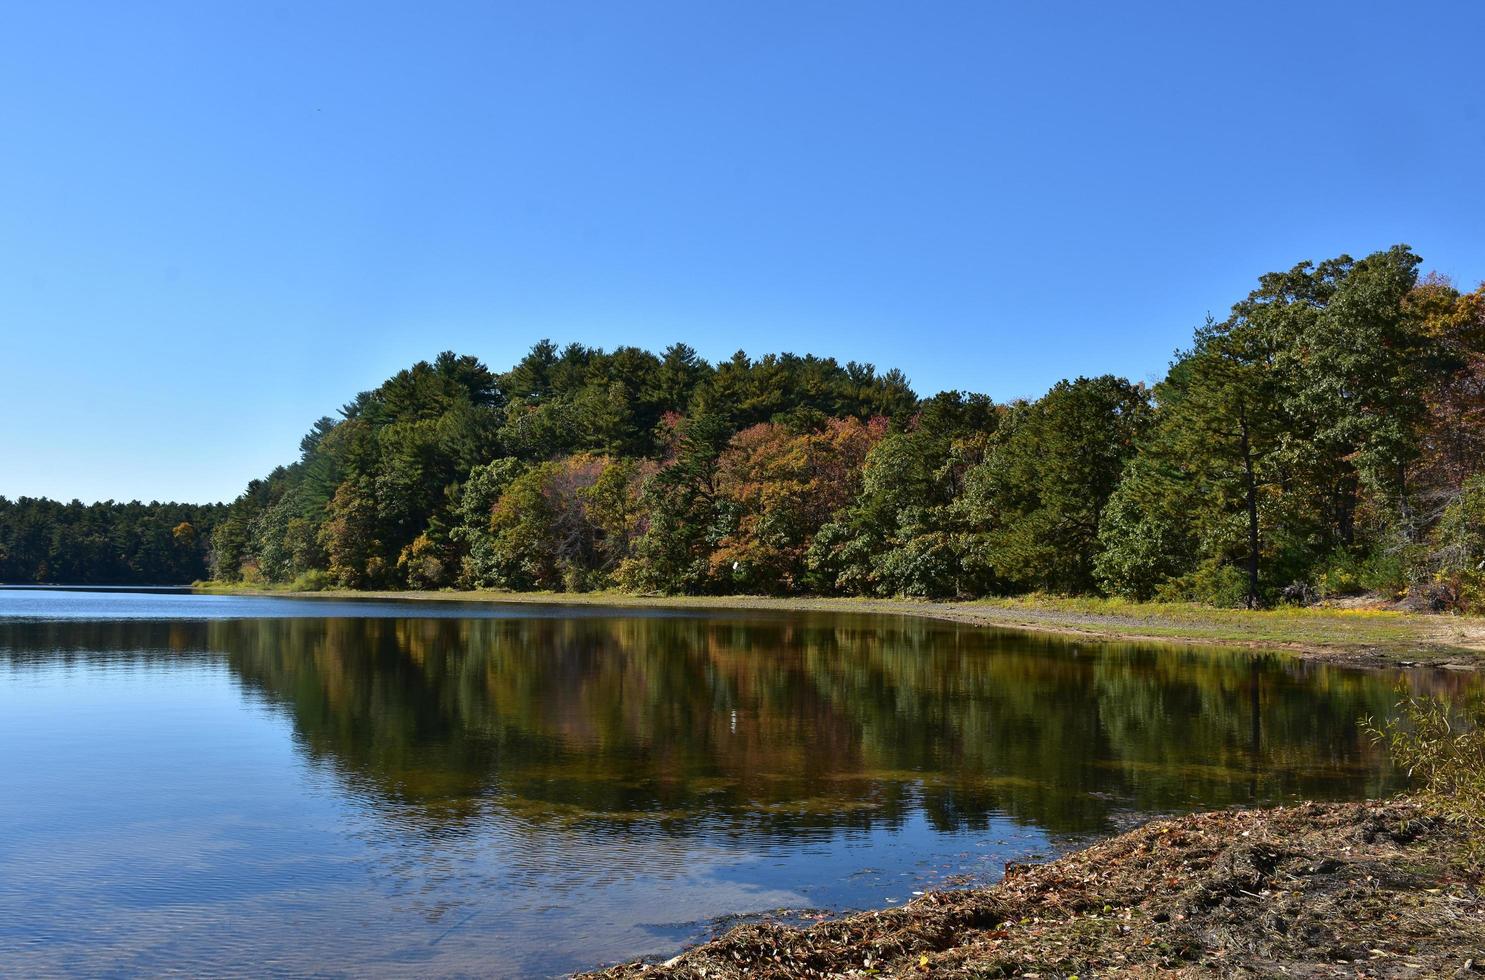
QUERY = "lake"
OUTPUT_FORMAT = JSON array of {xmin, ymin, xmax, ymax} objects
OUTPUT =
[{"xmin": 0, "ymin": 588, "xmax": 1472, "ymax": 977}]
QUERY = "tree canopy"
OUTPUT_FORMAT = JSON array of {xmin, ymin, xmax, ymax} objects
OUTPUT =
[{"xmin": 10, "ymin": 246, "xmax": 1485, "ymax": 611}]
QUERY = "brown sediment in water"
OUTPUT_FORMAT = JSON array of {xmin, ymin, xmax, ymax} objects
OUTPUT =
[{"xmin": 578, "ymin": 800, "xmax": 1484, "ymax": 978}]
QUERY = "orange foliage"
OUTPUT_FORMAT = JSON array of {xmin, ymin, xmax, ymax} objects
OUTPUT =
[
  {"xmin": 711, "ymin": 417, "xmax": 888, "ymax": 592},
  {"xmin": 1413, "ymin": 282, "xmax": 1485, "ymax": 509}
]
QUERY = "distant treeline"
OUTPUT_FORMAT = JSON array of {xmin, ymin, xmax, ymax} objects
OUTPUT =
[
  {"xmin": 0, "ymin": 498, "xmax": 224, "ymax": 585},
  {"xmin": 9, "ymin": 245, "xmax": 1485, "ymax": 607}
]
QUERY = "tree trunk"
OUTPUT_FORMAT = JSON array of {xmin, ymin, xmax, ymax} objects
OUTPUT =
[
  {"xmin": 1336, "ymin": 471, "xmax": 1358, "ymax": 548},
  {"xmin": 1239, "ymin": 409, "xmax": 1260, "ymax": 609}
]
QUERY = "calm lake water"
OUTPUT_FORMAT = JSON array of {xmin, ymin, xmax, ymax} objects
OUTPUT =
[{"xmin": 1, "ymin": 589, "xmax": 1475, "ymax": 977}]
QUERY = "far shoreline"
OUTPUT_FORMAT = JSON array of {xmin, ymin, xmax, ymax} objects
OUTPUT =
[{"xmin": 190, "ymin": 583, "xmax": 1485, "ymax": 670}]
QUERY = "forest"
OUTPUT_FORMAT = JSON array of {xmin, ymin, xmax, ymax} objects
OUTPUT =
[
  {"xmin": 5, "ymin": 244, "xmax": 1485, "ymax": 609},
  {"xmin": 0, "ymin": 498, "xmax": 222, "ymax": 585}
]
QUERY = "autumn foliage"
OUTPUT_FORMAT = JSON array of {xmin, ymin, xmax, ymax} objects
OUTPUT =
[{"xmin": 17, "ymin": 247, "xmax": 1485, "ymax": 612}]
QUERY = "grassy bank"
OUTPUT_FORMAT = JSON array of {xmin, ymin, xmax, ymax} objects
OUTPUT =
[
  {"xmin": 578, "ymin": 799, "xmax": 1484, "ymax": 978},
  {"xmin": 193, "ymin": 583, "xmax": 1485, "ymax": 668}
]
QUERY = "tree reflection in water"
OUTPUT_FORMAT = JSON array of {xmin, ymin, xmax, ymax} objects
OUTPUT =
[
  {"xmin": 8, "ymin": 612, "xmax": 1455, "ymax": 835},
  {"xmin": 5, "ymin": 608, "xmax": 1479, "ymax": 976}
]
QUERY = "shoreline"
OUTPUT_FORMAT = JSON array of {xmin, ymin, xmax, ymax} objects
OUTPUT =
[
  {"xmin": 193, "ymin": 584, "xmax": 1485, "ymax": 669},
  {"xmin": 577, "ymin": 798, "xmax": 1483, "ymax": 978}
]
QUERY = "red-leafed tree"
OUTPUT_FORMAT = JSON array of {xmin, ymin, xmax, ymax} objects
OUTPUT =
[{"xmin": 710, "ymin": 417, "xmax": 888, "ymax": 594}]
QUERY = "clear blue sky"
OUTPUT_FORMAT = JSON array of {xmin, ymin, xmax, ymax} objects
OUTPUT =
[{"xmin": 4, "ymin": 1, "xmax": 1483, "ymax": 504}]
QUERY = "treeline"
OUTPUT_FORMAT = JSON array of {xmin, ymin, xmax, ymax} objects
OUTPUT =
[
  {"xmin": 0, "ymin": 497, "xmax": 223, "ymax": 584},
  {"xmin": 41, "ymin": 243, "xmax": 1485, "ymax": 609}
]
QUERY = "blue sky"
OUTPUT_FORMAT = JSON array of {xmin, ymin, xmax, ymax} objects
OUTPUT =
[{"xmin": 4, "ymin": 1, "xmax": 1483, "ymax": 504}]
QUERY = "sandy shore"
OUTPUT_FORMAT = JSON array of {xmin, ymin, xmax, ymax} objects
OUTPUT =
[{"xmin": 197, "ymin": 585, "xmax": 1485, "ymax": 669}]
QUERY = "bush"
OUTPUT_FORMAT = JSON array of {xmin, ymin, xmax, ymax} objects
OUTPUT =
[
  {"xmin": 1313, "ymin": 546, "xmax": 1411, "ymax": 600},
  {"xmin": 1093, "ymin": 482, "xmax": 1192, "ymax": 601},
  {"xmin": 289, "ymin": 569, "xmax": 332, "ymax": 592},
  {"xmin": 1364, "ymin": 691, "xmax": 1485, "ymax": 863},
  {"xmin": 1415, "ymin": 476, "xmax": 1485, "ymax": 612},
  {"xmin": 1154, "ymin": 560, "xmax": 1249, "ymax": 607},
  {"xmin": 561, "ymin": 561, "xmax": 610, "ymax": 593},
  {"xmin": 396, "ymin": 533, "xmax": 450, "ymax": 590}
]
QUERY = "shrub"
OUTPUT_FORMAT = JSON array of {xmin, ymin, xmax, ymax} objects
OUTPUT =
[
  {"xmin": 396, "ymin": 533, "xmax": 450, "ymax": 590},
  {"xmin": 561, "ymin": 561, "xmax": 610, "ymax": 593},
  {"xmin": 1422, "ymin": 477, "xmax": 1485, "ymax": 612},
  {"xmin": 1313, "ymin": 546, "xmax": 1411, "ymax": 600},
  {"xmin": 289, "ymin": 569, "xmax": 332, "ymax": 592},
  {"xmin": 1364, "ymin": 690, "xmax": 1485, "ymax": 863},
  {"xmin": 1154, "ymin": 560, "xmax": 1249, "ymax": 607}
]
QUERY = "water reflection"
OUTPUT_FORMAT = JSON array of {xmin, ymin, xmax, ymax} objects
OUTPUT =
[
  {"xmin": 1, "ymin": 601, "xmax": 1476, "ymax": 976},
  {"xmin": 6, "ymin": 612, "xmax": 1466, "ymax": 832},
  {"xmin": 232, "ymin": 616, "xmax": 1456, "ymax": 828}
]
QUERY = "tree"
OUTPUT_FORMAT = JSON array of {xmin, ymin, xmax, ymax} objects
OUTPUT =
[
  {"xmin": 1410, "ymin": 282, "xmax": 1485, "ymax": 519},
  {"xmin": 955, "ymin": 376, "xmax": 1149, "ymax": 594},
  {"xmin": 1092, "ymin": 312, "xmax": 1290, "ymax": 608},
  {"xmin": 581, "ymin": 457, "xmax": 649, "ymax": 577},
  {"xmin": 709, "ymin": 417, "xmax": 886, "ymax": 593},
  {"xmin": 809, "ymin": 428, "xmax": 962, "ymax": 598},
  {"xmin": 1096, "ymin": 247, "xmax": 1435, "ymax": 607},
  {"xmin": 320, "ymin": 480, "xmax": 382, "ymax": 588},
  {"xmin": 451, "ymin": 457, "xmax": 526, "ymax": 588},
  {"xmin": 1258, "ymin": 246, "xmax": 1428, "ymax": 548},
  {"xmin": 650, "ymin": 343, "xmax": 712, "ymax": 416},
  {"xmin": 111, "ymin": 272, "xmax": 1482, "ymax": 611},
  {"xmin": 0, "ymin": 497, "xmax": 223, "ymax": 585},
  {"xmin": 623, "ymin": 413, "xmax": 732, "ymax": 593},
  {"xmin": 469, "ymin": 454, "xmax": 627, "ymax": 591}
]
